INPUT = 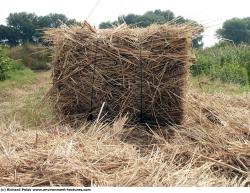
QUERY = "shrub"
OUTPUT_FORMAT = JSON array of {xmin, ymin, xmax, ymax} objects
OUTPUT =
[
  {"xmin": 0, "ymin": 46, "xmax": 24, "ymax": 81},
  {"xmin": 215, "ymin": 63, "xmax": 248, "ymax": 85},
  {"xmin": 192, "ymin": 43, "xmax": 250, "ymax": 85},
  {"xmin": 8, "ymin": 43, "xmax": 51, "ymax": 71}
]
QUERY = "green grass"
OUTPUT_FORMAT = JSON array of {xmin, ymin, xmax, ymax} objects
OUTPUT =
[
  {"xmin": 11, "ymin": 86, "xmax": 53, "ymax": 128},
  {"xmin": 0, "ymin": 69, "xmax": 36, "ymax": 90},
  {"xmin": 191, "ymin": 76, "xmax": 250, "ymax": 95},
  {"xmin": 0, "ymin": 71, "xmax": 54, "ymax": 128},
  {"xmin": 0, "ymin": 46, "xmax": 10, "ymax": 56},
  {"xmin": 0, "ymin": 88, "xmax": 53, "ymax": 128}
]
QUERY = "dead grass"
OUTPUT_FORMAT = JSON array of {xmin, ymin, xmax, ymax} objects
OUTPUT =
[{"xmin": 0, "ymin": 73, "xmax": 249, "ymax": 186}]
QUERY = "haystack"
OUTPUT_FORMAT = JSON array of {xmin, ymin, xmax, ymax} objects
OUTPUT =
[{"xmin": 45, "ymin": 23, "xmax": 195, "ymax": 126}]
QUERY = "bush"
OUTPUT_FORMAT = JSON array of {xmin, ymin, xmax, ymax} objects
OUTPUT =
[
  {"xmin": 8, "ymin": 43, "xmax": 51, "ymax": 71},
  {"xmin": 0, "ymin": 46, "xmax": 24, "ymax": 81},
  {"xmin": 215, "ymin": 63, "xmax": 248, "ymax": 85},
  {"xmin": 191, "ymin": 43, "xmax": 250, "ymax": 85}
]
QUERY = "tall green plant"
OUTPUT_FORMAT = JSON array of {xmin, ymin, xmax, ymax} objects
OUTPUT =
[
  {"xmin": 192, "ymin": 43, "xmax": 250, "ymax": 85},
  {"xmin": 8, "ymin": 43, "xmax": 51, "ymax": 71},
  {"xmin": 0, "ymin": 46, "xmax": 24, "ymax": 81}
]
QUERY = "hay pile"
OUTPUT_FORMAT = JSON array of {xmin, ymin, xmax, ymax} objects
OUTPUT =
[
  {"xmin": 0, "ymin": 88, "xmax": 250, "ymax": 186},
  {"xmin": 45, "ymin": 23, "xmax": 195, "ymax": 125}
]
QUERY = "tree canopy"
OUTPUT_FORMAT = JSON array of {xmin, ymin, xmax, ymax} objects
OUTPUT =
[
  {"xmin": 100, "ymin": 10, "xmax": 175, "ymax": 28},
  {"xmin": 0, "ymin": 10, "xmax": 205, "ymax": 47},
  {"xmin": 7, "ymin": 12, "xmax": 38, "ymax": 43},
  {"xmin": 0, "ymin": 25, "xmax": 20, "ymax": 46},
  {"xmin": 99, "ymin": 9, "xmax": 204, "ymax": 48},
  {"xmin": 216, "ymin": 17, "xmax": 250, "ymax": 44},
  {"xmin": 0, "ymin": 12, "xmax": 80, "ymax": 45}
]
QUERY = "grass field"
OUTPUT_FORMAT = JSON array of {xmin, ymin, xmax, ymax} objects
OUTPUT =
[{"xmin": 0, "ymin": 72, "xmax": 249, "ymax": 186}]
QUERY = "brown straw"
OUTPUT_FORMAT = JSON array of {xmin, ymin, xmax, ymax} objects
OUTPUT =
[{"xmin": 44, "ymin": 23, "xmax": 198, "ymax": 126}]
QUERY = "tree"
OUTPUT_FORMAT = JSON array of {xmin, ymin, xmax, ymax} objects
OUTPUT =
[
  {"xmin": 99, "ymin": 21, "xmax": 113, "ymax": 29},
  {"xmin": 0, "ymin": 25, "xmax": 20, "ymax": 46},
  {"xmin": 99, "ymin": 10, "xmax": 204, "ymax": 48},
  {"xmin": 216, "ymin": 17, "xmax": 250, "ymax": 44},
  {"xmin": 7, "ymin": 12, "xmax": 38, "ymax": 43},
  {"xmin": 123, "ymin": 14, "xmax": 140, "ymax": 26},
  {"xmin": 0, "ymin": 12, "xmax": 80, "ymax": 45},
  {"xmin": 36, "ymin": 13, "xmax": 80, "ymax": 40},
  {"xmin": 192, "ymin": 34, "xmax": 204, "ymax": 48},
  {"xmin": 37, "ymin": 13, "xmax": 80, "ymax": 28}
]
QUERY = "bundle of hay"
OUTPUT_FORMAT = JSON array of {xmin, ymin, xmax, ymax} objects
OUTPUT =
[{"xmin": 45, "ymin": 23, "xmax": 195, "ymax": 125}]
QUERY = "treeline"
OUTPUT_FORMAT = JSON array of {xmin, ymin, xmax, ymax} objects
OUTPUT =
[
  {"xmin": 99, "ymin": 9, "xmax": 204, "ymax": 48},
  {"xmin": 0, "ymin": 10, "xmax": 204, "ymax": 48},
  {"xmin": 216, "ymin": 17, "xmax": 250, "ymax": 44},
  {"xmin": 100, "ymin": 12, "xmax": 250, "ymax": 48},
  {"xmin": 0, "ymin": 13, "xmax": 80, "ymax": 46},
  {"xmin": 100, "ymin": 9, "xmax": 181, "ymax": 28},
  {"xmin": 1, "ymin": 11, "xmax": 250, "ymax": 47}
]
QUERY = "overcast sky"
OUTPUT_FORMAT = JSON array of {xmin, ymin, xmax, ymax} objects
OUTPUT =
[{"xmin": 1, "ymin": 0, "xmax": 249, "ymax": 47}]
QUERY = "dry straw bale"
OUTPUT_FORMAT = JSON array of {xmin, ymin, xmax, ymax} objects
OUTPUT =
[{"xmin": 44, "ymin": 23, "xmax": 196, "ymax": 125}]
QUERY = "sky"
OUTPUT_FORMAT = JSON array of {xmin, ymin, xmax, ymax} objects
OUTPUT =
[{"xmin": 0, "ymin": 0, "xmax": 250, "ymax": 47}]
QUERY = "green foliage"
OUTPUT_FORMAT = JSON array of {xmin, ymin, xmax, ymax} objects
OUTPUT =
[
  {"xmin": 7, "ymin": 12, "xmax": 38, "ymax": 43},
  {"xmin": 0, "ymin": 46, "xmax": 25, "ymax": 81},
  {"xmin": 216, "ymin": 17, "xmax": 250, "ymax": 44},
  {"xmin": 0, "ymin": 25, "xmax": 20, "ymax": 46},
  {"xmin": 99, "ymin": 21, "xmax": 113, "ymax": 29},
  {"xmin": 8, "ymin": 43, "xmax": 51, "ymax": 71},
  {"xmin": 0, "ymin": 71, "xmax": 52, "ymax": 128},
  {"xmin": 37, "ymin": 13, "xmax": 80, "ymax": 28},
  {"xmin": 99, "ymin": 9, "xmax": 204, "ymax": 48},
  {"xmin": 0, "ymin": 69, "xmax": 35, "ymax": 89},
  {"xmin": 192, "ymin": 43, "xmax": 250, "ymax": 85},
  {"xmin": 0, "ymin": 12, "xmax": 80, "ymax": 45},
  {"xmin": 35, "ymin": 14, "xmax": 80, "ymax": 40},
  {"xmin": 6, "ymin": 85, "xmax": 53, "ymax": 127},
  {"xmin": 100, "ymin": 10, "xmax": 175, "ymax": 28}
]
